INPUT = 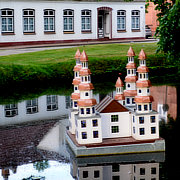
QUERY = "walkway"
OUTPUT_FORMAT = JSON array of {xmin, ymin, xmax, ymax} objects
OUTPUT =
[{"xmin": 0, "ymin": 38, "xmax": 157, "ymax": 56}]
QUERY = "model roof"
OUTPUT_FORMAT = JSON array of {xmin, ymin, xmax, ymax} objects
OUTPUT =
[{"xmin": 96, "ymin": 95, "xmax": 128, "ymax": 113}]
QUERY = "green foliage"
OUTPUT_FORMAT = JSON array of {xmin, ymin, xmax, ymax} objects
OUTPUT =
[{"xmin": 33, "ymin": 160, "xmax": 49, "ymax": 172}]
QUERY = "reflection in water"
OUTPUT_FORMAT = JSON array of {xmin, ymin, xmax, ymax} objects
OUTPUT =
[{"xmin": 0, "ymin": 85, "xmax": 179, "ymax": 179}]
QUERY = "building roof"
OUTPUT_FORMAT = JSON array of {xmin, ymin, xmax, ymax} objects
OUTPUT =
[
  {"xmin": 79, "ymin": 68, "xmax": 91, "ymax": 76},
  {"xmin": 136, "ymin": 80, "xmax": 152, "ymax": 88},
  {"xmin": 137, "ymin": 66, "xmax": 149, "ymax": 73},
  {"xmin": 115, "ymin": 77, "xmax": 123, "ymax": 87},
  {"xmin": 78, "ymin": 82, "xmax": 94, "ymax": 90},
  {"xmin": 73, "ymin": 64, "xmax": 82, "ymax": 71},
  {"xmin": 75, "ymin": 49, "xmax": 81, "ymax": 59},
  {"xmin": 125, "ymin": 76, "xmax": 138, "ymax": 83},
  {"xmin": 72, "ymin": 77, "xmax": 81, "ymax": 85},
  {"xmin": 124, "ymin": 90, "xmax": 137, "ymax": 97},
  {"xmin": 127, "ymin": 46, "xmax": 135, "ymax": 57},
  {"xmin": 138, "ymin": 49, "xmax": 147, "ymax": 60},
  {"xmin": 126, "ymin": 63, "xmax": 136, "ymax": 69},
  {"xmin": 96, "ymin": 96, "xmax": 128, "ymax": 113},
  {"xmin": 114, "ymin": 94, "xmax": 125, "ymax": 101},
  {"xmin": 135, "ymin": 95, "xmax": 154, "ymax": 103},
  {"xmin": 71, "ymin": 92, "xmax": 80, "ymax": 100},
  {"xmin": 80, "ymin": 50, "xmax": 88, "ymax": 62},
  {"xmin": 78, "ymin": 98, "xmax": 97, "ymax": 106}
]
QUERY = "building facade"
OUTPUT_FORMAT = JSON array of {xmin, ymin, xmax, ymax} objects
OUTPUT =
[{"xmin": 0, "ymin": 0, "xmax": 146, "ymax": 46}]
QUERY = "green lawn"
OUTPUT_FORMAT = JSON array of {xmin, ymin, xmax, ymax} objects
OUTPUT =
[{"xmin": 0, "ymin": 43, "xmax": 159, "ymax": 65}]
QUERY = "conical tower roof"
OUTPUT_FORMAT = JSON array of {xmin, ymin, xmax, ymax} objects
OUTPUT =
[
  {"xmin": 115, "ymin": 77, "xmax": 124, "ymax": 87},
  {"xmin": 80, "ymin": 50, "xmax": 88, "ymax": 62},
  {"xmin": 127, "ymin": 46, "xmax": 135, "ymax": 57},
  {"xmin": 75, "ymin": 49, "xmax": 81, "ymax": 59},
  {"xmin": 138, "ymin": 49, "xmax": 147, "ymax": 60}
]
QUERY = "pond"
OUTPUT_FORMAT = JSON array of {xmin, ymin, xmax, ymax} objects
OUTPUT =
[{"xmin": 0, "ymin": 83, "xmax": 179, "ymax": 180}]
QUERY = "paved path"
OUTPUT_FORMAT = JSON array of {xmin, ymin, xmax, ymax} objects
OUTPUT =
[{"xmin": 0, "ymin": 39, "xmax": 157, "ymax": 56}]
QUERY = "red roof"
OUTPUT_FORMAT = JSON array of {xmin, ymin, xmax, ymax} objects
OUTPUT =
[
  {"xmin": 114, "ymin": 94, "xmax": 125, "ymax": 101},
  {"xmin": 78, "ymin": 99, "xmax": 97, "ymax": 106},
  {"xmin": 139, "ymin": 49, "xmax": 147, "ymax": 60},
  {"xmin": 135, "ymin": 95, "xmax": 154, "ymax": 103},
  {"xmin": 75, "ymin": 49, "xmax": 81, "ymax": 59},
  {"xmin": 126, "ymin": 63, "xmax": 136, "ymax": 69},
  {"xmin": 137, "ymin": 66, "xmax": 149, "ymax": 73},
  {"xmin": 78, "ymin": 83, "xmax": 94, "ymax": 90},
  {"xmin": 125, "ymin": 76, "xmax": 138, "ymax": 83},
  {"xmin": 115, "ymin": 77, "xmax": 123, "ymax": 87},
  {"xmin": 72, "ymin": 78, "xmax": 81, "ymax": 85},
  {"xmin": 127, "ymin": 46, "xmax": 135, "ymax": 57},
  {"xmin": 71, "ymin": 92, "xmax": 80, "ymax": 100},
  {"xmin": 73, "ymin": 64, "xmax": 82, "ymax": 71},
  {"xmin": 79, "ymin": 68, "xmax": 91, "ymax": 76},
  {"xmin": 80, "ymin": 50, "xmax": 88, "ymax": 62},
  {"xmin": 136, "ymin": 80, "xmax": 152, "ymax": 88},
  {"xmin": 124, "ymin": 90, "xmax": 137, "ymax": 97}
]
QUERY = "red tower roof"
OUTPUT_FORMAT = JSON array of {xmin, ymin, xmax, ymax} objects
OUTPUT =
[
  {"xmin": 75, "ymin": 49, "xmax": 81, "ymax": 59},
  {"xmin": 71, "ymin": 93, "xmax": 80, "ymax": 100},
  {"xmin": 114, "ymin": 94, "xmax": 125, "ymax": 101},
  {"xmin": 127, "ymin": 46, "xmax": 135, "ymax": 57},
  {"xmin": 136, "ymin": 80, "xmax": 152, "ymax": 88},
  {"xmin": 115, "ymin": 77, "xmax": 124, "ymax": 87},
  {"xmin": 126, "ymin": 63, "xmax": 136, "ymax": 69},
  {"xmin": 137, "ymin": 66, "xmax": 149, "ymax": 73},
  {"xmin": 138, "ymin": 49, "xmax": 147, "ymax": 60},
  {"xmin": 80, "ymin": 50, "xmax": 88, "ymax": 62},
  {"xmin": 125, "ymin": 76, "xmax": 138, "ymax": 83},
  {"xmin": 78, "ymin": 99, "xmax": 97, "ymax": 106},
  {"xmin": 79, "ymin": 68, "xmax": 91, "ymax": 76},
  {"xmin": 124, "ymin": 90, "xmax": 137, "ymax": 97},
  {"xmin": 73, "ymin": 64, "xmax": 82, "ymax": 71},
  {"xmin": 72, "ymin": 78, "xmax": 81, "ymax": 85},
  {"xmin": 79, "ymin": 83, "xmax": 94, "ymax": 91},
  {"xmin": 135, "ymin": 95, "xmax": 154, "ymax": 103}
]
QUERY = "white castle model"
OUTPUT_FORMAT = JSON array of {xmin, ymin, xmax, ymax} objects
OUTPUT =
[{"xmin": 68, "ymin": 47, "xmax": 159, "ymax": 146}]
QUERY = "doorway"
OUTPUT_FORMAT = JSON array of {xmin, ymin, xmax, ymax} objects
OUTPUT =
[{"xmin": 97, "ymin": 7, "xmax": 112, "ymax": 39}]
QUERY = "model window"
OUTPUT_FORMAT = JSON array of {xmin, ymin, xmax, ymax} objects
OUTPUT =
[
  {"xmin": 94, "ymin": 170, "xmax": 100, "ymax": 178},
  {"xmin": 127, "ymin": 84, "xmax": 130, "ymax": 88},
  {"xmin": 83, "ymin": 171, "xmax": 88, "ymax": 178},
  {"xmin": 126, "ymin": 98, "xmax": 130, "ymax": 104},
  {"xmin": 1, "ymin": 9, "xmax": 14, "ymax": 33},
  {"xmin": 85, "ymin": 92, "xmax": 89, "ymax": 96},
  {"xmin": 4, "ymin": 104, "xmax": 18, "ymax": 117},
  {"xmin": 81, "ymin": 108, "xmax": 84, "ymax": 114},
  {"xmin": 92, "ymin": 107, "xmax": 95, "ymax": 113},
  {"xmin": 150, "ymin": 116, "xmax": 156, "ymax": 123},
  {"xmin": 139, "ymin": 117, "xmax": 144, "ymax": 124},
  {"xmin": 139, "ymin": 128, "xmax": 145, "ymax": 135},
  {"xmin": 93, "ymin": 131, "xmax": 99, "ymax": 138},
  {"xmin": 63, "ymin": 9, "xmax": 74, "ymax": 32},
  {"xmin": 112, "ymin": 176, "xmax": 120, "ymax": 180},
  {"xmin": 81, "ymin": 120, "xmax": 86, "ymax": 128},
  {"xmin": 138, "ymin": 105, "xmax": 142, "ymax": 111},
  {"xmin": 151, "ymin": 127, "xmax": 156, "ymax": 134},
  {"xmin": 131, "ymin": 10, "xmax": 140, "ymax": 30},
  {"xmin": 147, "ymin": 88, "xmax": 150, "ymax": 93},
  {"xmin": 133, "ymin": 127, "xmax": 135, "ymax": 134},
  {"xmin": 23, "ymin": 9, "xmax": 35, "ymax": 33},
  {"xmin": 112, "ymin": 164, "xmax": 120, "ymax": 172},
  {"xmin": 111, "ymin": 115, "xmax": 118, "ymax": 122},
  {"xmin": 151, "ymin": 167, "xmax": 157, "ymax": 174},
  {"xmin": 81, "ymin": 10, "xmax": 91, "ymax": 31},
  {"xmin": 74, "ymin": 101, "xmax": 77, "ymax": 107},
  {"xmin": 139, "ymin": 89, "xmax": 142, "ymax": 93},
  {"xmin": 44, "ymin": 9, "xmax": 55, "ymax": 32},
  {"xmin": 149, "ymin": 103, "xmax": 152, "ymax": 110},
  {"xmin": 111, "ymin": 126, "xmax": 119, "ymax": 133},
  {"xmin": 132, "ymin": 98, "xmax": 135, "ymax": 104},
  {"xmin": 117, "ymin": 10, "xmax": 126, "ymax": 31},
  {"xmin": 82, "ymin": 132, "xmax": 87, "ymax": 139},
  {"xmin": 92, "ymin": 119, "xmax": 98, "ymax": 127},
  {"xmin": 46, "ymin": 95, "xmax": 58, "ymax": 111},
  {"xmin": 86, "ymin": 108, "xmax": 90, "ymax": 114},
  {"xmin": 144, "ymin": 104, "xmax": 148, "ymax": 111},
  {"xmin": 140, "ymin": 168, "xmax": 145, "ymax": 175},
  {"xmin": 26, "ymin": 98, "xmax": 38, "ymax": 114}
]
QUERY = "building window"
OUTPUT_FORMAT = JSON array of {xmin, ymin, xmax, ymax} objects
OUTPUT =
[
  {"xmin": 147, "ymin": 88, "xmax": 150, "ymax": 93},
  {"xmin": 151, "ymin": 167, "xmax": 156, "ymax": 174},
  {"xmin": 85, "ymin": 92, "xmax": 89, "ymax": 96},
  {"xmin": 93, "ymin": 131, "xmax": 99, "ymax": 138},
  {"xmin": 81, "ymin": 108, "xmax": 84, "ymax": 114},
  {"xmin": 144, "ymin": 104, "xmax": 148, "ymax": 111},
  {"xmin": 111, "ymin": 126, "xmax": 119, "ymax": 133},
  {"xmin": 139, "ymin": 117, "xmax": 144, "ymax": 124},
  {"xmin": 112, "ymin": 176, "xmax": 120, "ymax": 180},
  {"xmin": 132, "ymin": 98, "xmax": 135, "ymax": 104},
  {"xmin": 81, "ymin": 10, "xmax": 91, "ymax": 32},
  {"xmin": 131, "ymin": 10, "xmax": 140, "ymax": 30},
  {"xmin": 63, "ymin": 9, "xmax": 74, "ymax": 32},
  {"xmin": 149, "ymin": 103, "xmax": 152, "ymax": 110},
  {"xmin": 92, "ymin": 107, "xmax": 95, "ymax": 113},
  {"xmin": 133, "ymin": 127, "xmax": 135, "ymax": 134},
  {"xmin": 82, "ymin": 132, "xmax": 87, "ymax": 139},
  {"xmin": 26, "ymin": 98, "xmax": 38, "ymax": 114},
  {"xmin": 4, "ymin": 104, "xmax": 18, "ymax": 117},
  {"xmin": 92, "ymin": 119, "xmax": 98, "ymax": 127},
  {"xmin": 133, "ymin": 116, "xmax": 135, "ymax": 123},
  {"xmin": 44, "ymin": 9, "xmax": 55, "ymax": 32},
  {"xmin": 46, "ymin": 95, "xmax": 58, "ymax": 111},
  {"xmin": 111, "ymin": 115, "xmax": 118, "ymax": 122},
  {"xmin": 23, "ymin": 9, "xmax": 35, "ymax": 33},
  {"xmin": 112, "ymin": 164, "xmax": 120, "ymax": 172},
  {"xmin": 140, "ymin": 168, "xmax": 145, "ymax": 175},
  {"xmin": 86, "ymin": 108, "xmax": 90, "ymax": 114},
  {"xmin": 138, "ymin": 105, "xmax": 142, "ymax": 111},
  {"xmin": 139, "ymin": 89, "xmax": 142, "ymax": 93},
  {"xmin": 127, "ymin": 98, "xmax": 130, "ymax": 104},
  {"xmin": 83, "ymin": 171, "xmax": 88, "ymax": 178},
  {"xmin": 74, "ymin": 101, "xmax": 77, "ymax": 107},
  {"xmin": 151, "ymin": 127, "xmax": 156, "ymax": 134},
  {"xmin": 81, "ymin": 120, "xmax": 86, "ymax": 128},
  {"xmin": 117, "ymin": 10, "xmax": 126, "ymax": 31},
  {"xmin": 150, "ymin": 116, "xmax": 156, "ymax": 123},
  {"xmin": 94, "ymin": 170, "xmax": 100, "ymax": 178},
  {"xmin": 1, "ymin": 9, "xmax": 14, "ymax": 33},
  {"xmin": 139, "ymin": 128, "xmax": 145, "ymax": 135}
]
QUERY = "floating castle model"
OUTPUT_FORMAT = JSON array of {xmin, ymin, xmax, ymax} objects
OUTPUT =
[{"xmin": 66, "ymin": 47, "xmax": 165, "ymax": 157}]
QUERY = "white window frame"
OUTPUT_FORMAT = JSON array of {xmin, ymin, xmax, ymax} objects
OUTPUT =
[
  {"xmin": 46, "ymin": 95, "xmax": 58, "ymax": 111},
  {"xmin": 23, "ymin": 9, "xmax": 35, "ymax": 33},
  {"xmin": 4, "ymin": 104, "xmax": 18, "ymax": 117},
  {"xmin": 81, "ymin": 9, "xmax": 91, "ymax": 32},
  {"xmin": 131, "ymin": 10, "xmax": 140, "ymax": 30},
  {"xmin": 44, "ymin": 9, "xmax": 55, "ymax": 32},
  {"xmin": 63, "ymin": 9, "xmax": 74, "ymax": 32},
  {"xmin": 1, "ymin": 9, "xmax": 14, "ymax": 33},
  {"xmin": 26, "ymin": 98, "xmax": 38, "ymax": 114},
  {"xmin": 117, "ymin": 10, "xmax": 126, "ymax": 31}
]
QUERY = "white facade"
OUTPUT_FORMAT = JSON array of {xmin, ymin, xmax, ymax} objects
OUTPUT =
[{"xmin": 0, "ymin": 0, "xmax": 146, "ymax": 45}]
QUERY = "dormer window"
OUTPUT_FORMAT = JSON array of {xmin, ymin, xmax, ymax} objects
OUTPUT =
[
  {"xmin": 85, "ymin": 92, "xmax": 89, "ymax": 96},
  {"xmin": 139, "ymin": 89, "xmax": 141, "ymax": 93}
]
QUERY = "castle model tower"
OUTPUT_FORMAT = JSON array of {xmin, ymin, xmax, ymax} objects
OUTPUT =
[
  {"xmin": 124, "ymin": 47, "xmax": 137, "ymax": 108},
  {"xmin": 114, "ymin": 77, "xmax": 125, "ymax": 105},
  {"xmin": 69, "ymin": 49, "xmax": 81, "ymax": 134},
  {"xmin": 75, "ymin": 50, "xmax": 102, "ymax": 144},
  {"xmin": 132, "ymin": 49, "xmax": 159, "ymax": 140}
]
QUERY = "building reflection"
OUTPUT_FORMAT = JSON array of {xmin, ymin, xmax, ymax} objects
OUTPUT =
[{"xmin": 69, "ymin": 152, "xmax": 165, "ymax": 180}]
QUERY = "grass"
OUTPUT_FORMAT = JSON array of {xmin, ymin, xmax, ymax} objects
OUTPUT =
[{"xmin": 0, "ymin": 43, "xmax": 159, "ymax": 65}]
